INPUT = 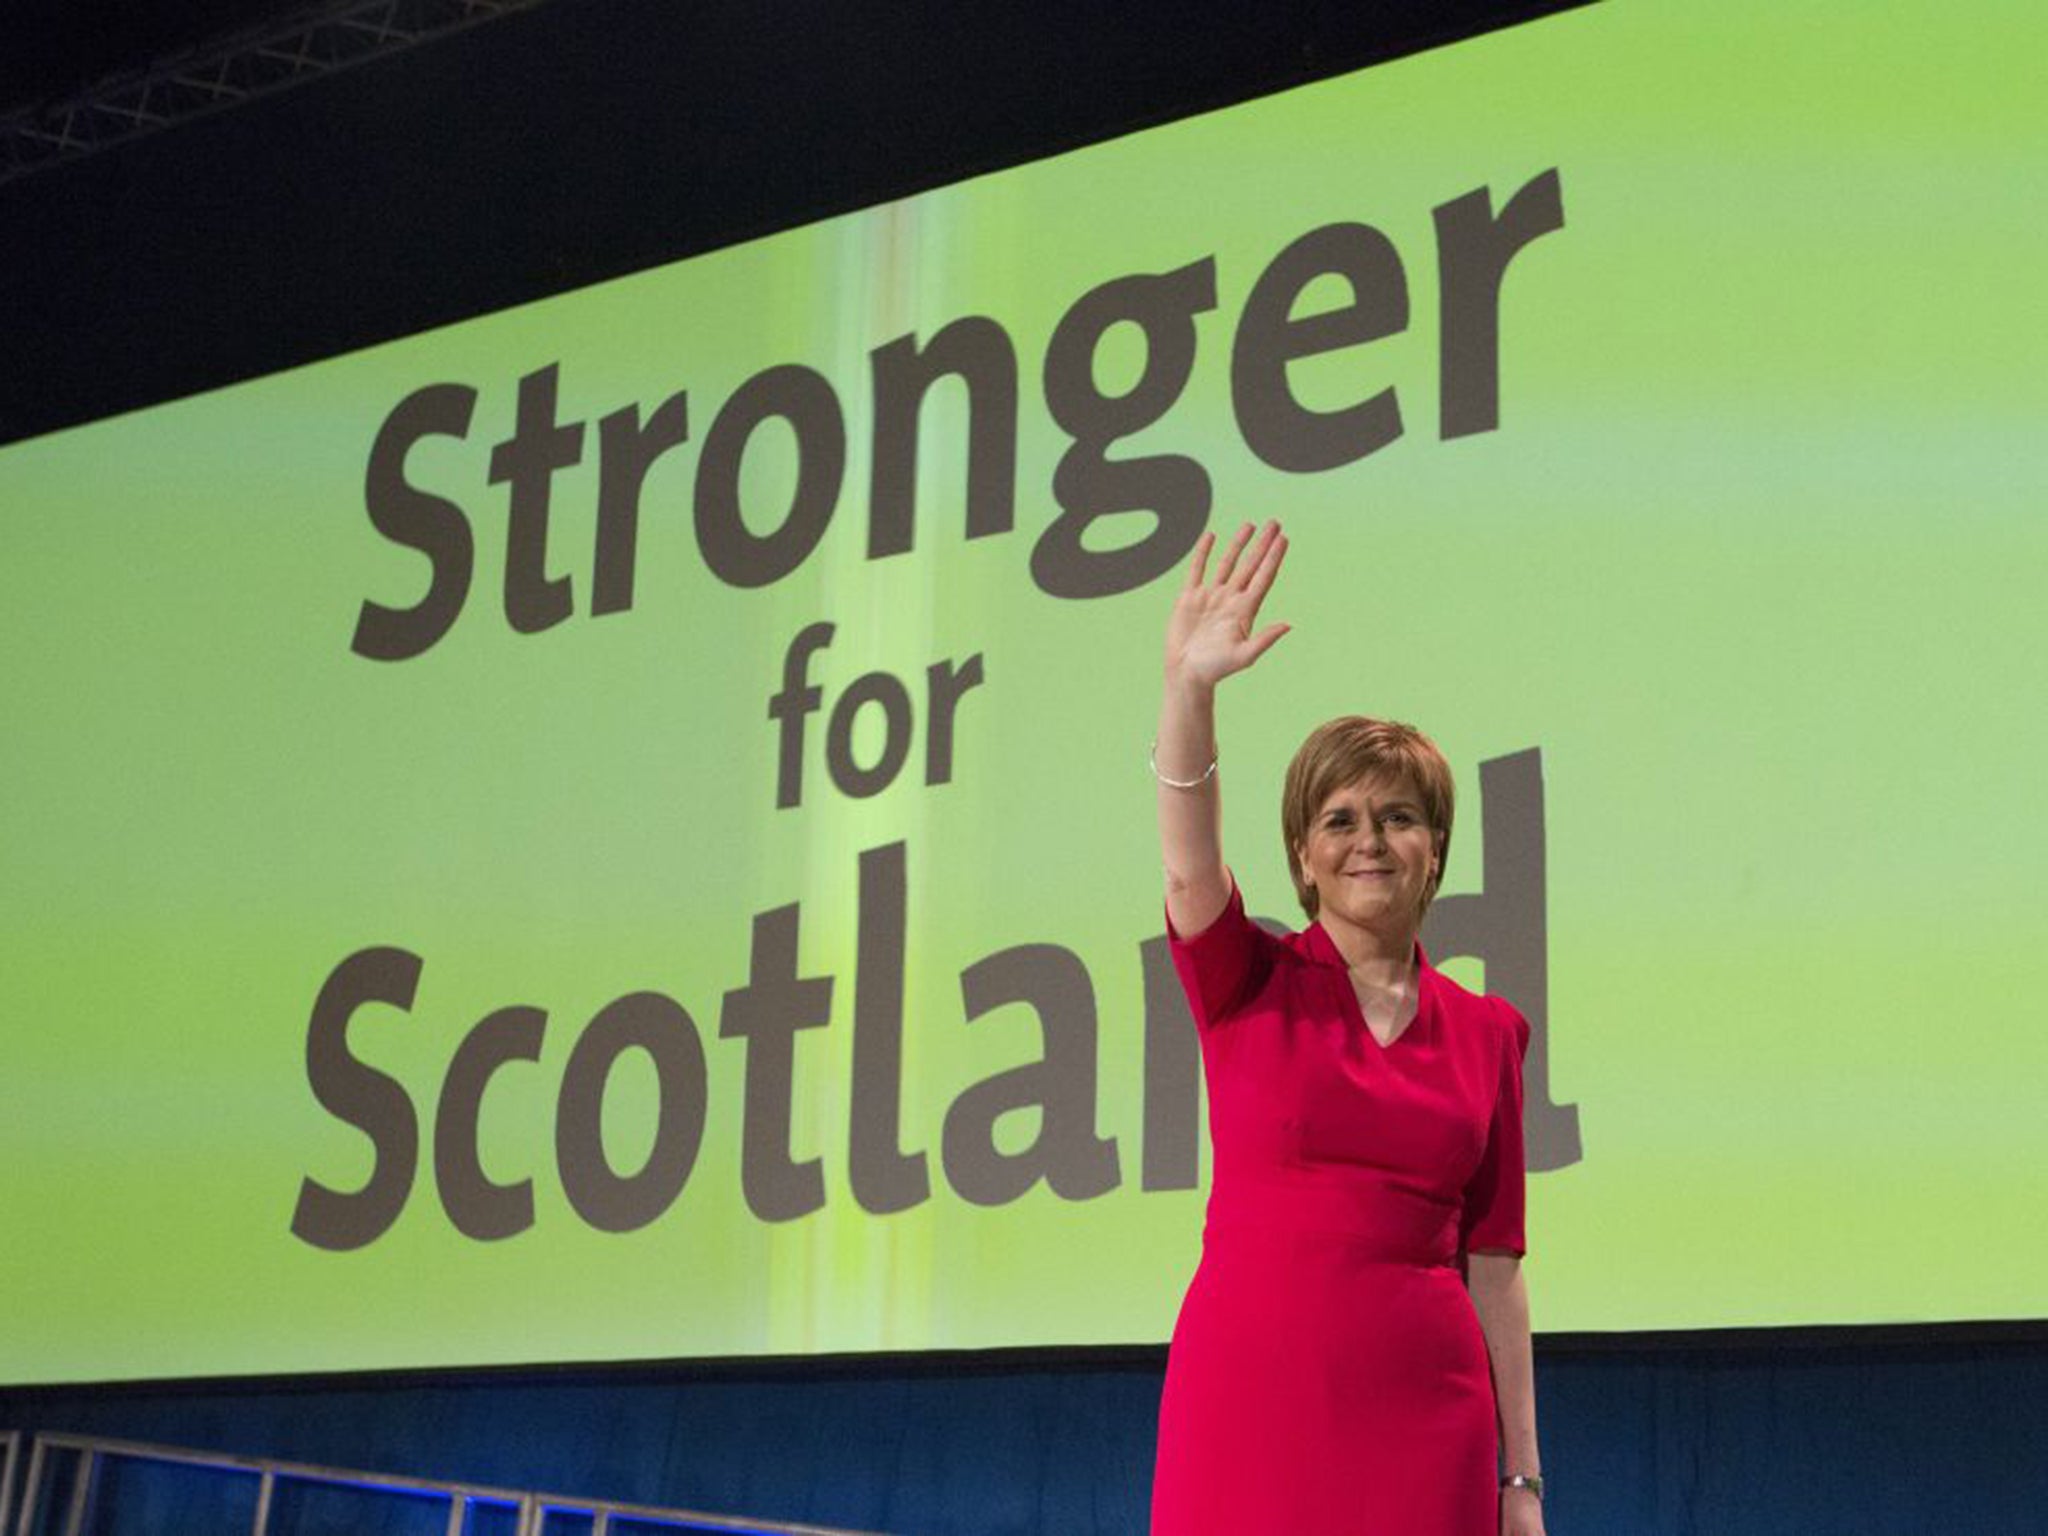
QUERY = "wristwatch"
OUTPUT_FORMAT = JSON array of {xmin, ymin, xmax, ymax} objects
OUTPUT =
[{"xmin": 1500, "ymin": 1473, "xmax": 1545, "ymax": 1500}]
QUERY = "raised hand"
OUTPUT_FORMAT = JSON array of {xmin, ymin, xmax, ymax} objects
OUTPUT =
[{"xmin": 1164, "ymin": 520, "xmax": 1290, "ymax": 689}]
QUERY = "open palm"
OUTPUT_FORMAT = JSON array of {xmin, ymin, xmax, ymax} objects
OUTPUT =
[{"xmin": 1164, "ymin": 520, "xmax": 1290, "ymax": 687}]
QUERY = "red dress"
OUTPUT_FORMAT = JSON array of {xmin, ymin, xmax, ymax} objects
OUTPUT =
[{"xmin": 1151, "ymin": 880, "xmax": 1530, "ymax": 1536}]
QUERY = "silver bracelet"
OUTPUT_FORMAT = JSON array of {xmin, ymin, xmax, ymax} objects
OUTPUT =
[
  {"xmin": 1500, "ymin": 1473, "xmax": 1544, "ymax": 1500},
  {"xmin": 1149, "ymin": 741, "xmax": 1217, "ymax": 789}
]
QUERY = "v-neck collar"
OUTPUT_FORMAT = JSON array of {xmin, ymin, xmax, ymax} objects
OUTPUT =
[{"xmin": 1299, "ymin": 919, "xmax": 1435, "ymax": 1050}]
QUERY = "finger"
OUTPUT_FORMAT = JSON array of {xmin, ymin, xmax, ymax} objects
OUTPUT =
[
  {"xmin": 1243, "ymin": 529, "xmax": 1287, "ymax": 607},
  {"xmin": 1229, "ymin": 519, "xmax": 1281, "ymax": 591},
  {"xmin": 1183, "ymin": 529, "xmax": 1215, "ymax": 590},
  {"xmin": 1211, "ymin": 522, "xmax": 1255, "ymax": 587}
]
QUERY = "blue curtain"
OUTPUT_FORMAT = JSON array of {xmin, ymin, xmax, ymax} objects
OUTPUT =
[{"xmin": 3, "ymin": 1336, "xmax": 2040, "ymax": 1534}]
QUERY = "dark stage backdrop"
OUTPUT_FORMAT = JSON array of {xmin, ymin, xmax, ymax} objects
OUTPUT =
[
  {"xmin": 0, "ymin": 0, "xmax": 1582, "ymax": 450},
  {"xmin": 2, "ymin": 1338, "xmax": 2043, "ymax": 1534}
]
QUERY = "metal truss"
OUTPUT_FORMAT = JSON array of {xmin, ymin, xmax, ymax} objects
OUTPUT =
[{"xmin": 0, "ymin": 0, "xmax": 551, "ymax": 187}]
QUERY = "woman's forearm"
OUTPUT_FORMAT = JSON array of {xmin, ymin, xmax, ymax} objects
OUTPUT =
[
  {"xmin": 1157, "ymin": 673, "xmax": 1229, "ymax": 934},
  {"xmin": 1154, "ymin": 521, "xmax": 1288, "ymax": 937},
  {"xmin": 1467, "ymin": 1253, "xmax": 1541, "ymax": 1477}
]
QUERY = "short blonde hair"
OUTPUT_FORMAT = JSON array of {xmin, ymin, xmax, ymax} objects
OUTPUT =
[{"xmin": 1281, "ymin": 716, "xmax": 1455, "ymax": 920}]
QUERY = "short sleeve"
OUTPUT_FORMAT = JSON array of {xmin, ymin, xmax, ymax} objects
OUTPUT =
[
  {"xmin": 1459, "ymin": 999, "xmax": 1530, "ymax": 1256},
  {"xmin": 1164, "ymin": 873, "xmax": 1283, "ymax": 1029}
]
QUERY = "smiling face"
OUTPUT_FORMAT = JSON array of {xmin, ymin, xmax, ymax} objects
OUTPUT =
[
  {"xmin": 1294, "ymin": 774, "xmax": 1443, "ymax": 941},
  {"xmin": 1279, "ymin": 715, "xmax": 1455, "ymax": 924}
]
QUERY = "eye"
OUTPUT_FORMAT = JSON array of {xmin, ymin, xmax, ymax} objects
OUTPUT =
[{"xmin": 1383, "ymin": 810, "xmax": 1416, "ymax": 826}]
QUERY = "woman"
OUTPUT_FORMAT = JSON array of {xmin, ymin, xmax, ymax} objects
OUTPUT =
[{"xmin": 1149, "ymin": 520, "xmax": 1546, "ymax": 1536}]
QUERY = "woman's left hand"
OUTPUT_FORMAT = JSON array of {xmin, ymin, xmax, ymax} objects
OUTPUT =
[{"xmin": 1501, "ymin": 1486, "xmax": 1546, "ymax": 1536}]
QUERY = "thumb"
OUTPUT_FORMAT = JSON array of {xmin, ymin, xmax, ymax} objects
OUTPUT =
[{"xmin": 1245, "ymin": 622, "xmax": 1291, "ymax": 662}]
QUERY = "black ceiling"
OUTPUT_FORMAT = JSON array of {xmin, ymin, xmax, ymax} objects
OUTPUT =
[
  {"xmin": 2, "ymin": 0, "xmax": 1589, "ymax": 447},
  {"xmin": 3, "ymin": 1, "xmax": 320, "ymax": 114},
  {"xmin": 3, "ymin": 0, "xmax": 1574, "ymax": 122}
]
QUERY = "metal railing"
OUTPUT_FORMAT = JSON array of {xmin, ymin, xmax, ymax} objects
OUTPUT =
[
  {"xmin": 7, "ymin": 1431, "xmax": 883, "ymax": 1536},
  {"xmin": 2, "ymin": 1433, "xmax": 20, "ymax": 1536}
]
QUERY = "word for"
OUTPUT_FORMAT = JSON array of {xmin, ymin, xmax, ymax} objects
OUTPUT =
[
  {"xmin": 768, "ymin": 623, "xmax": 984, "ymax": 807},
  {"xmin": 351, "ymin": 171, "xmax": 1565, "ymax": 660}
]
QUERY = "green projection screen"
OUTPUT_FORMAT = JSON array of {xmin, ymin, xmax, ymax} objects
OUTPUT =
[{"xmin": 4, "ymin": 0, "xmax": 2044, "ymax": 1384}]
